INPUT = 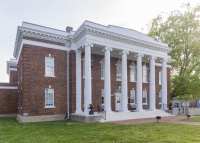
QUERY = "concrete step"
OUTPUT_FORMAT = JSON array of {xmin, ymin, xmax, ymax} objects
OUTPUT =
[{"xmin": 100, "ymin": 110, "xmax": 173, "ymax": 123}]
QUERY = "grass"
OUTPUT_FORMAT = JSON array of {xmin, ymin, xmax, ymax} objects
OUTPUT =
[
  {"xmin": 181, "ymin": 116, "xmax": 200, "ymax": 122},
  {"xmin": 1, "ymin": 118, "xmax": 200, "ymax": 142}
]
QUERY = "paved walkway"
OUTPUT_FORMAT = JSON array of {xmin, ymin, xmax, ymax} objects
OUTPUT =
[{"xmin": 110, "ymin": 115, "xmax": 200, "ymax": 125}]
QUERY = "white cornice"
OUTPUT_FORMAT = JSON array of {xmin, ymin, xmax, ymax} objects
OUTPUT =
[
  {"xmin": 73, "ymin": 24, "xmax": 172, "ymax": 53},
  {"xmin": 13, "ymin": 26, "xmax": 72, "ymax": 58},
  {"xmin": 0, "ymin": 86, "xmax": 18, "ymax": 89},
  {"xmin": 7, "ymin": 60, "xmax": 17, "ymax": 75}
]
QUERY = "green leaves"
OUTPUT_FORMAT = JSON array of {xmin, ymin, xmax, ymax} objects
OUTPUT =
[{"xmin": 148, "ymin": 3, "xmax": 200, "ymax": 100}]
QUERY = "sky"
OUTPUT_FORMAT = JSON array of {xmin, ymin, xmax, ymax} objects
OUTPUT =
[{"xmin": 0, "ymin": 0, "xmax": 199, "ymax": 82}]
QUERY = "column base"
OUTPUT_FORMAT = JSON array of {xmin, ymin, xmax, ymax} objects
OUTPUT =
[
  {"xmin": 75, "ymin": 110, "xmax": 83, "ymax": 114},
  {"xmin": 105, "ymin": 110, "xmax": 114, "ymax": 113},
  {"xmin": 119, "ymin": 110, "xmax": 130, "ymax": 112},
  {"xmin": 134, "ymin": 109, "xmax": 145, "ymax": 112},
  {"xmin": 148, "ymin": 108, "xmax": 157, "ymax": 111}
]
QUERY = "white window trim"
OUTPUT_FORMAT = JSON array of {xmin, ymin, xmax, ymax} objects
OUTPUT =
[
  {"xmin": 159, "ymin": 71, "xmax": 162, "ymax": 85},
  {"xmin": 45, "ymin": 57, "xmax": 55, "ymax": 77},
  {"xmin": 102, "ymin": 89, "xmax": 104, "ymax": 105},
  {"xmin": 130, "ymin": 88, "xmax": 136, "ymax": 104},
  {"xmin": 143, "ymin": 89, "xmax": 148, "ymax": 105},
  {"xmin": 100, "ymin": 58, "xmax": 105, "ymax": 80},
  {"xmin": 116, "ymin": 60, "xmax": 122, "ymax": 81},
  {"xmin": 130, "ymin": 62, "xmax": 137, "ymax": 82},
  {"xmin": 159, "ymin": 90, "xmax": 162, "ymax": 104},
  {"xmin": 142, "ymin": 64, "xmax": 148, "ymax": 83},
  {"xmin": 44, "ymin": 88, "xmax": 55, "ymax": 108}
]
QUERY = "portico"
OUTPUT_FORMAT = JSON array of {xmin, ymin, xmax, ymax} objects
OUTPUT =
[{"xmin": 72, "ymin": 21, "xmax": 172, "ymax": 115}]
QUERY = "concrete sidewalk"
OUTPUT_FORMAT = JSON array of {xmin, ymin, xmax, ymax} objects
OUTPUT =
[{"xmin": 110, "ymin": 115, "xmax": 200, "ymax": 125}]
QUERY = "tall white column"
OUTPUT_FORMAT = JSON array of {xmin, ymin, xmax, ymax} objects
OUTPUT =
[
  {"xmin": 120, "ymin": 51, "xmax": 129, "ymax": 112},
  {"xmin": 75, "ymin": 50, "xmax": 83, "ymax": 114},
  {"xmin": 82, "ymin": 43, "xmax": 93, "ymax": 114},
  {"xmin": 161, "ymin": 59, "xmax": 168, "ymax": 110},
  {"xmin": 103, "ymin": 47, "xmax": 113, "ymax": 113},
  {"xmin": 135, "ymin": 54, "xmax": 144, "ymax": 112},
  {"xmin": 148, "ymin": 56, "xmax": 157, "ymax": 111}
]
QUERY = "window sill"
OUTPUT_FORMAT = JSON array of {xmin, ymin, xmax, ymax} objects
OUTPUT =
[
  {"xmin": 116, "ymin": 79, "xmax": 121, "ymax": 81},
  {"xmin": 143, "ymin": 104, "xmax": 148, "ymax": 105},
  {"xmin": 101, "ymin": 78, "xmax": 104, "ymax": 80},
  {"xmin": 143, "ymin": 82, "xmax": 148, "ymax": 83},
  {"xmin": 159, "ymin": 103, "xmax": 162, "ymax": 104},
  {"xmin": 44, "ymin": 75, "xmax": 56, "ymax": 77},
  {"xmin": 130, "ymin": 81, "xmax": 136, "ymax": 82},
  {"xmin": 44, "ymin": 106, "xmax": 56, "ymax": 108}
]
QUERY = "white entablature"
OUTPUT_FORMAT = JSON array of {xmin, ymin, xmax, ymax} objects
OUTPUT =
[
  {"xmin": 13, "ymin": 21, "xmax": 173, "ymax": 62},
  {"xmin": 73, "ymin": 21, "xmax": 172, "ymax": 53}
]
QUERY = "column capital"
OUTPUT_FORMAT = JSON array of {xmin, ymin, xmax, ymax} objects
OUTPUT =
[
  {"xmin": 119, "ymin": 51, "xmax": 129, "ymax": 55},
  {"xmin": 75, "ymin": 50, "xmax": 82, "ymax": 53},
  {"xmin": 148, "ymin": 56, "xmax": 157, "ymax": 60},
  {"xmin": 82, "ymin": 43, "xmax": 93, "ymax": 48},
  {"xmin": 160, "ymin": 58, "xmax": 168, "ymax": 63},
  {"xmin": 134, "ymin": 53, "xmax": 144, "ymax": 58},
  {"xmin": 102, "ymin": 47, "xmax": 113, "ymax": 52}
]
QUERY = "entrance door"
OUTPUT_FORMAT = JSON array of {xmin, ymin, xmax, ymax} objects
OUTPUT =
[{"xmin": 115, "ymin": 93, "xmax": 121, "ymax": 111}]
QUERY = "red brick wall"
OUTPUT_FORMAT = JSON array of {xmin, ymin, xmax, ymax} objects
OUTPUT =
[
  {"xmin": 0, "ymin": 83, "xmax": 18, "ymax": 114},
  {"xmin": 20, "ymin": 44, "xmax": 68, "ymax": 116},
  {"xmin": 10, "ymin": 70, "xmax": 18, "ymax": 83}
]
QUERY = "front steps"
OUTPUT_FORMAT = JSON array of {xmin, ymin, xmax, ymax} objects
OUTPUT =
[{"xmin": 100, "ymin": 110, "xmax": 173, "ymax": 122}]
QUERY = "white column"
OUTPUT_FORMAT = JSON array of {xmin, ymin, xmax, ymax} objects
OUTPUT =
[
  {"xmin": 103, "ymin": 47, "xmax": 113, "ymax": 113},
  {"xmin": 148, "ymin": 56, "xmax": 157, "ymax": 111},
  {"xmin": 82, "ymin": 43, "xmax": 93, "ymax": 114},
  {"xmin": 135, "ymin": 54, "xmax": 144, "ymax": 112},
  {"xmin": 161, "ymin": 59, "xmax": 168, "ymax": 110},
  {"xmin": 75, "ymin": 50, "xmax": 83, "ymax": 114},
  {"xmin": 120, "ymin": 51, "xmax": 129, "ymax": 112}
]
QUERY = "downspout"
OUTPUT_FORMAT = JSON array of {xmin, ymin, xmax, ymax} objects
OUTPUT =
[{"xmin": 66, "ymin": 50, "xmax": 70, "ymax": 120}]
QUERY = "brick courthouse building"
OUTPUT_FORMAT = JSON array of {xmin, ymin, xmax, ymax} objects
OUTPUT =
[{"xmin": 0, "ymin": 21, "xmax": 173, "ymax": 122}]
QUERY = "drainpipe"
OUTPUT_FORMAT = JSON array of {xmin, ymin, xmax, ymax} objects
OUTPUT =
[{"xmin": 66, "ymin": 50, "xmax": 70, "ymax": 120}]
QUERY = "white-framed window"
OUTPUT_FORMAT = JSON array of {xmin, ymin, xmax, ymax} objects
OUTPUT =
[
  {"xmin": 45, "ymin": 57, "xmax": 54, "ymax": 77},
  {"xmin": 45, "ymin": 88, "xmax": 54, "ymax": 107},
  {"xmin": 159, "ymin": 71, "xmax": 162, "ymax": 84},
  {"xmin": 159, "ymin": 90, "xmax": 162, "ymax": 104},
  {"xmin": 143, "ymin": 65, "xmax": 147, "ymax": 82},
  {"xmin": 116, "ymin": 60, "xmax": 122, "ymax": 81},
  {"xmin": 102, "ymin": 89, "xmax": 104, "ymax": 104},
  {"xmin": 130, "ymin": 88, "xmax": 135, "ymax": 104},
  {"xmin": 143, "ymin": 89, "xmax": 147, "ymax": 104},
  {"xmin": 100, "ymin": 58, "xmax": 105, "ymax": 80},
  {"xmin": 130, "ymin": 62, "xmax": 136, "ymax": 82},
  {"xmin": 83, "ymin": 57, "xmax": 85, "ymax": 78},
  {"xmin": 21, "ymin": 57, "xmax": 22, "ymax": 79}
]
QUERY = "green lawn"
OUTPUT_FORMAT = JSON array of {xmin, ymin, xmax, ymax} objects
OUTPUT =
[
  {"xmin": 1, "ymin": 118, "xmax": 200, "ymax": 142},
  {"xmin": 181, "ymin": 116, "xmax": 200, "ymax": 122}
]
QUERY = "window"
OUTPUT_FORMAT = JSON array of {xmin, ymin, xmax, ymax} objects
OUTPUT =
[
  {"xmin": 130, "ymin": 88, "xmax": 135, "ymax": 104},
  {"xmin": 45, "ymin": 88, "xmax": 54, "ymax": 107},
  {"xmin": 45, "ymin": 57, "xmax": 54, "ymax": 76},
  {"xmin": 143, "ymin": 89, "xmax": 147, "ymax": 104},
  {"xmin": 159, "ymin": 71, "xmax": 162, "ymax": 84},
  {"xmin": 21, "ymin": 58, "xmax": 22, "ymax": 79},
  {"xmin": 100, "ymin": 58, "xmax": 105, "ymax": 80},
  {"xmin": 116, "ymin": 60, "xmax": 122, "ymax": 81},
  {"xmin": 83, "ymin": 57, "xmax": 85, "ymax": 78},
  {"xmin": 143, "ymin": 65, "xmax": 147, "ymax": 82},
  {"xmin": 130, "ymin": 62, "xmax": 136, "ymax": 82},
  {"xmin": 159, "ymin": 90, "xmax": 162, "ymax": 104},
  {"xmin": 102, "ymin": 89, "xmax": 104, "ymax": 104}
]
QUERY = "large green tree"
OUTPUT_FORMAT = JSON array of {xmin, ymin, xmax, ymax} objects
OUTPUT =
[{"xmin": 147, "ymin": 3, "xmax": 200, "ymax": 100}]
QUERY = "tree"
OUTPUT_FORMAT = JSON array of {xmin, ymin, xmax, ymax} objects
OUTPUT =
[{"xmin": 147, "ymin": 3, "xmax": 200, "ymax": 99}]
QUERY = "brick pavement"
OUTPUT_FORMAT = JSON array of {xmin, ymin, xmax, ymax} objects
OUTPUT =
[{"xmin": 110, "ymin": 115, "xmax": 200, "ymax": 125}]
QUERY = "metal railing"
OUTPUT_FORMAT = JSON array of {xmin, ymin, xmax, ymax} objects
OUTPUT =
[{"xmin": 98, "ymin": 105, "xmax": 106, "ymax": 121}]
